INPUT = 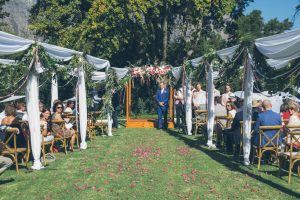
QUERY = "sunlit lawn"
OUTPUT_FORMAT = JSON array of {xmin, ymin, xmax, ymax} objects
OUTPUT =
[{"xmin": 1, "ymin": 127, "xmax": 300, "ymax": 199}]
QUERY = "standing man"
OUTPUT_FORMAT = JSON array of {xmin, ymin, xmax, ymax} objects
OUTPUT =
[
  {"xmin": 156, "ymin": 82, "xmax": 169, "ymax": 129},
  {"xmin": 112, "ymin": 88, "xmax": 120, "ymax": 130},
  {"xmin": 221, "ymin": 85, "xmax": 233, "ymax": 106}
]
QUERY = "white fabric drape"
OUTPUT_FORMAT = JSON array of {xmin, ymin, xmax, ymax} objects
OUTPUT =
[
  {"xmin": 185, "ymin": 75, "xmax": 192, "ymax": 135},
  {"xmin": 26, "ymin": 66, "xmax": 42, "ymax": 169},
  {"xmin": 0, "ymin": 59, "xmax": 17, "ymax": 65},
  {"xmin": 107, "ymin": 113, "xmax": 113, "ymax": 136},
  {"xmin": 92, "ymin": 71, "xmax": 106, "ymax": 81},
  {"xmin": 171, "ymin": 66, "xmax": 182, "ymax": 82},
  {"xmin": 266, "ymin": 58, "xmax": 291, "ymax": 69},
  {"xmin": 255, "ymin": 29, "xmax": 300, "ymax": 60},
  {"xmin": 86, "ymin": 55, "xmax": 110, "ymax": 70},
  {"xmin": 51, "ymin": 73, "xmax": 58, "ymax": 107},
  {"xmin": 0, "ymin": 31, "xmax": 33, "ymax": 55},
  {"xmin": 242, "ymin": 53, "xmax": 254, "ymax": 165},
  {"xmin": 112, "ymin": 67, "xmax": 128, "ymax": 80},
  {"xmin": 191, "ymin": 57, "xmax": 203, "ymax": 67},
  {"xmin": 217, "ymin": 45, "xmax": 240, "ymax": 61},
  {"xmin": 40, "ymin": 43, "xmax": 81, "ymax": 62},
  {"xmin": 206, "ymin": 64, "xmax": 215, "ymax": 146},
  {"xmin": 78, "ymin": 65, "xmax": 88, "ymax": 149}
]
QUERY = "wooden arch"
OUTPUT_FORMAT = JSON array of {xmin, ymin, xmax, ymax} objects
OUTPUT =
[{"xmin": 125, "ymin": 79, "xmax": 174, "ymax": 128}]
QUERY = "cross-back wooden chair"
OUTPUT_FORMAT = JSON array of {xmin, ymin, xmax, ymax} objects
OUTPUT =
[
  {"xmin": 51, "ymin": 119, "xmax": 71, "ymax": 154},
  {"xmin": 214, "ymin": 116, "xmax": 233, "ymax": 148},
  {"xmin": 62, "ymin": 113, "xmax": 79, "ymax": 148},
  {"xmin": 0, "ymin": 127, "xmax": 30, "ymax": 174},
  {"xmin": 87, "ymin": 112, "xmax": 96, "ymax": 140},
  {"xmin": 239, "ymin": 121, "xmax": 256, "ymax": 155},
  {"xmin": 279, "ymin": 127, "xmax": 300, "ymax": 184},
  {"xmin": 40, "ymin": 125, "xmax": 54, "ymax": 165},
  {"xmin": 194, "ymin": 110, "xmax": 208, "ymax": 135},
  {"xmin": 94, "ymin": 111, "xmax": 108, "ymax": 136},
  {"xmin": 253, "ymin": 125, "xmax": 282, "ymax": 170}
]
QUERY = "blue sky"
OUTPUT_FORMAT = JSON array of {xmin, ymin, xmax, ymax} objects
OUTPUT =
[{"xmin": 245, "ymin": 0, "xmax": 300, "ymax": 30}]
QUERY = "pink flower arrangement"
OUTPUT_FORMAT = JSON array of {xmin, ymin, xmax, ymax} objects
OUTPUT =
[{"xmin": 130, "ymin": 65, "xmax": 172, "ymax": 78}]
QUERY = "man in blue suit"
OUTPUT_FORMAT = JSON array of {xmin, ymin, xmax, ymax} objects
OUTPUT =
[
  {"xmin": 252, "ymin": 99, "xmax": 282, "ymax": 147},
  {"xmin": 156, "ymin": 82, "xmax": 169, "ymax": 129}
]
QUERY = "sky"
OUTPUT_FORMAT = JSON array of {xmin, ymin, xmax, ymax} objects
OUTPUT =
[{"xmin": 244, "ymin": 0, "xmax": 300, "ymax": 30}]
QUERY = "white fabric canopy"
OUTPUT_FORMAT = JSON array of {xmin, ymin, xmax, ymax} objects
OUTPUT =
[
  {"xmin": 86, "ymin": 54, "xmax": 110, "ymax": 70},
  {"xmin": 0, "ymin": 95, "xmax": 25, "ymax": 103},
  {"xmin": 171, "ymin": 66, "xmax": 182, "ymax": 82},
  {"xmin": 217, "ymin": 45, "xmax": 240, "ymax": 61},
  {"xmin": 92, "ymin": 71, "xmax": 106, "ymax": 81},
  {"xmin": 206, "ymin": 64, "xmax": 215, "ymax": 147},
  {"xmin": 0, "ymin": 58, "xmax": 17, "ymax": 65},
  {"xmin": 190, "ymin": 56, "xmax": 203, "ymax": 67},
  {"xmin": 40, "ymin": 43, "xmax": 81, "ymax": 62},
  {"xmin": 266, "ymin": 58, "xmax": 292, "ymax": 69},
  {"xmin": 112, "ymin": 67, "xmax": 129, "ymax": 80},
  {"xmin": 255, "ymin": 29, "xmax": 300, "ymax": 60},
  {"xmin": 0, "ymin": 31, "xmax": 33, "ymax": 55}
]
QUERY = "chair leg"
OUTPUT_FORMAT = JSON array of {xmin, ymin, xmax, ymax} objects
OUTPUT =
[
  {"xmin": 42, "ymin": 144, "xmax": 46, "ymax": 165},
  {"xmin": 76, "ymin": 132, "xmax": 79, "ymax": 148},
  {"xmin": 64, "ymin": 139, "xmax": 68, "ymax": 155},
  {"xmin": 258, "ymin": 149, "xmax": 262, "ymax": 170},
  {"xmin": 288, "ymin": 161, "xmax": 293, "ymax": 184},
  {"xmin": 15, "ymin": 153, "xmax": 19, "ymax": 175}
]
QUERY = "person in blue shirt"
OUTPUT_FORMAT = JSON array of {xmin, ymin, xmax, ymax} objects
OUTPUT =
[
  {"xmin": 252, "ymin": 99, "xmax": 282, "ymax": 147},
  {"xmin": 156, "ymin": 82, "xmax": 169, "ymax": 129}
]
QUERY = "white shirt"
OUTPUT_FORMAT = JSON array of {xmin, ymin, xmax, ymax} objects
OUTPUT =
[
  {"xmin": 221, "ymin": 92, "xmax": 233, "ymax": 106},
  {"xmin": 174, "ymin": 88, "xmax": 184, "ymax": 104},
  {"xmin": 192, "ymin": 90, "xmax": 206, "ymax": 105},
  {"xmin": 161, "ymin": 88, "xmax": 164, "ymax": 94},
  {"xmin": 0, "ymin": 111, "xmax": 5, "ymax": 125}
]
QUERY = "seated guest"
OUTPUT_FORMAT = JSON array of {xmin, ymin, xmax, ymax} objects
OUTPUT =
[
  {"xmin": 192, "ymin": 83, "xmax": 206, "ymax": 110},
  {"xmin": 252, "ymin": 99, "xmax": 262, "ymax": 121},
  {"xmin": 16, "ymin": 102, "xmax": 28, "ymax": 121},
  {"xmin": 226, "ymin": 101, "xmax": 237, "ymax": 128},
  {"xmin": 40, "ymin": 108, "xmax": 54, "ymax": 151},
  {"xmin": 253, "ymin": 100, "xmax": 282, "ymax": 147},
  {"xmin": 1, "ymin": 104, "xmax": 26, "ymax": 147},
  {"xmin": 64, "ymin": 100, "xmax": 75, "ymax": 114},
  {"xmin": 214, "ymin": 96, "xmax": 227, "ymax": 147},
  {"xmin": 280, "ymin": 103, "xmax": 290, "ymax": 123},
  {"xmin": 52, "ymin": 102, "xmax": 76, "ymax": 151},
  {"xmin": 39, "ymin": 101, "xmax": 45, "ymax": 113},
  {"xmin": 0, "ymin": 156, "xmax": 13, "ymax": 175},
  {"xmin": 287, "ymin": 102, "xmax": 300, "ymax": 133}
]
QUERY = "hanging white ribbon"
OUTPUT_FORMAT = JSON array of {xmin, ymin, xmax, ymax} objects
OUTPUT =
[
  {"xmin": 112, "ymin": 67, "xmax": 129, "ymax": 80},
  {"xmin": 171, "ymin": 66, "xmax": 182, "ymax": 82},
  {"xmin": 51, "ymin": 73, "xmax": 58, "ymax": 107},
  {"xmin": 185, "ymin": 74, "xmax": 192, "ymax": 135}
]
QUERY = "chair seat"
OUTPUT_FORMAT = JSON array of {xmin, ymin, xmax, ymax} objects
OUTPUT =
[
  {"xmin": 279, "ymin": 152, "xmax": 300, "ymax": 158},
  {"xmin": 96, "ymin": 120, "xmax": 108, "ymax": 123},
  {"xmin": 2, "ymin": 148, "xmax": 27, "ymax": 154}
]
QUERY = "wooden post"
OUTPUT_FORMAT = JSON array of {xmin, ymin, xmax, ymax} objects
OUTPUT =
[
  {"xmin": 168, "ymin": 86, "xmax": 174, "ymax": 128},
  {"xmin": 126, "ymin": 80, "xmax": 131, "ymax": 121}
]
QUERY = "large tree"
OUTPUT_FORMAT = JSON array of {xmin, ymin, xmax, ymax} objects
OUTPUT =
[{"xmin": 30, "ymin": 0, "xmax": 251, "ymax": 67}]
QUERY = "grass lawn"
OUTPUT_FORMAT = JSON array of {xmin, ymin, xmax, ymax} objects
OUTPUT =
[{"xmin": 1, "ymin": 127, "xmax": 300, "ymax": 199}]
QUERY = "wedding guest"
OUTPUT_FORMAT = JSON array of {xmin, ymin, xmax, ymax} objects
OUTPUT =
[
  {"xmin": 214, "ymin": 96, "xmax": 227, "ymax": 147},
  {"xmin": 174, "ymin": 87, "xmax": 184, "ymax": 128},
  {"xmin": 280, "ymin": 103, "xmax": 290, "ymax": 121},
  {"xmin": 52, "ymin": 102, "xmax": 76, "ymax": 151},
  {"xmin": 192, "ymin": 83, "xmax": 206, "ymax": 110},
  {"xmin": 16, "ymin": 102, "xmax": 28, "ymax": 121},
  {"xmin": 39, "ymin": 102, "xmax": 45, "ymax": 113},
  {"xmin": 1, "ymin": 104, "xmax": 26, "ymax": 147},
  {"xmin": 64, "ymin": 100, "xmax": 75, "ymax": 114},
  {"xmin": 221, "ymin": 85, "xmax": 233, "ymax": 106},
  {"xmin": 226, "ymin": 101, "xmax": 237, "ymax": 119},
  {"xmin": 287, "ymin": 102, "xmax": 300, "ymax": 128},
  {"xmin": 40, "ymin": 108, "xmax": 54, "ymax": 152}
]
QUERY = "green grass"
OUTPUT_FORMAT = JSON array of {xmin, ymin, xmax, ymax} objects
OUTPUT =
[{"xmin": 1, "ymin": 128, "xmax": 300, "ymax": 199}]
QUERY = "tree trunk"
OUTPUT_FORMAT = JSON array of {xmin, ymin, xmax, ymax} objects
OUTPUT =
[{"xmin": 162, "ymin": 1, "xmax": 168, "ymax": 64}]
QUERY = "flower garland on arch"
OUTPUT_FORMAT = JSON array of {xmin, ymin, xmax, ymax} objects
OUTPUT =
[{"xmin": 130, "ymin": 65, "xmax": 174, "ymax": 86}]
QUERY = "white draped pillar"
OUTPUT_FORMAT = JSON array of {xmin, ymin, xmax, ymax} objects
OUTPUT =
[
  {"xmin": 107, "ymin": 113, "xmax": 113, "ymax": 136},
  {"xmin": 51, "ymin": 73, "xmax": 58, "ymax": 107},
  {"xmin": 185, "ymin": 74, "xmax": 192, "ymax": 135},
  {"xmin": 206, "ymin": 64, "xmax": 215, "ymax": 147},
  {"xmin": 78, "ymin": 65, "xmax": 87, "ymax": 149},
  {"xmin": 26, "ymin": 65, "xmax": 42, "ymax": 170},
  {"xmin": 243, "ymin": 52, "xmax": 254, "ymax": 165}
]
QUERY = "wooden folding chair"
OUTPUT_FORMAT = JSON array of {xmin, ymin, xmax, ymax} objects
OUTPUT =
[
  {"xmin": 94, "ymin": 111, "xmax": 108, "ymax": 135},
  {"xmin": 62, "ymin": 114, "xmax": 79, "ymax": 148},
  {"xmin": 51, "ymin": 120, "xmax": 71, "ymax": 154},
  {"xmin": 87, "ymin": 112, "xmax": 96, "ymax": 140},
  {"xmin": 194, "ymin": 110, "xmax": 207, "ymax": 135},
  {"xmin": 0, "ymin": 127, "xmax": 30, "ymax": 174},
  {"xmin": 279, "ymin": 128, "xmax": 300, "ymax": 184},
  {"xmin": 253, "ymin": 125, "xmax": 282, "ymax": 170},
  {"xmin": 214, "ymin": 116, "xmax": 233, "ymax": 148}
]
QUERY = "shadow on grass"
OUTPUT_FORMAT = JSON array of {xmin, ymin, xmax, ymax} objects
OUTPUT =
[
  {"xmin": 0, "ymin": 178, "xmax": 14, "ymax": 185},
  {"xmin": 165, "ymin": 128, "xmax": 300, "ymax": 198}
]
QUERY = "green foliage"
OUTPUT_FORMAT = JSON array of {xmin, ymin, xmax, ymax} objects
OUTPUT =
[
  {"xmin": 137, "ymin": 97, "xmax": 146, "ymax": 115},
  {"xmin": 29, "ymin": 0, "xmax": 241, "ymax": 67}
]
